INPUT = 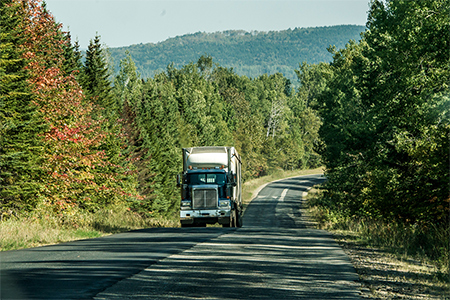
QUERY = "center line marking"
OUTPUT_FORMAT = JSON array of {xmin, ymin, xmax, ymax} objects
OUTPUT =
[{"xmin": 279, "ymin": 188, "xmax": 288, "ymax": 202}]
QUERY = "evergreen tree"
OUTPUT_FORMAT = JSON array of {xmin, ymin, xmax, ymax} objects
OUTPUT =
[
  {"xmin": 113, "ymin": 51, "xmax": 142, "ymax": 110},
  {"xmin": 81, "ymin": 34, "xmax": 114, "ymax": 111},
  {"xmin": 113, "ymin": 52, "xmax": 155, "ymax": 213},
  {"xmin": 80, "ymin": 36, "xmax": 142, "ymax": 211},
  {"xmin": 137, "ymin": 73, "xmax": 182, "ymax": 215},
  {"xmin": 168, "ymin": 62, "xmax": 231, "ymax": 147},
  {"xmin": 211, "ymin": 66, "xmax": 267, "ymax": 179},
  {"xmin": 62, "ymin": 31, "xmax": 83, "ymax": 76},
  {"xmin": 0, "ymin": 0, "xmax": 46, "ymax": 216}
]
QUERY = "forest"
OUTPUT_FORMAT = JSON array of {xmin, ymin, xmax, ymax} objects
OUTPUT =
[
  {"xmin": 1, "ymin": 0, "xmax": 449, "ymax": 236},
  {"xmin": 107, "ymin": 25, "xmax": 366, "ymax": 82},
  {"xmin": 1, "ymin": 0, "xmax": 323, "ymax": 219}
]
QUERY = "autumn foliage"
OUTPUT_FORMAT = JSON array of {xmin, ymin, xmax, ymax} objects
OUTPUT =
[
  {"xmin": 1, "ymin": 0, "xmax": 140, "ymax": 218},
  {"xmin": 2, "ymin": 0, "xmax": 447, "ymax": 229}
]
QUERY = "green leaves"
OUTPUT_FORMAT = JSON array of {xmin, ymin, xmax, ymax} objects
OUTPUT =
[
  {"xmin": 315, "ymin": 0, "xmax": 450, "ymax": 225},
  {"xmin": 112, "ymin": 53, "xmax": 325, "ymax": 214}
]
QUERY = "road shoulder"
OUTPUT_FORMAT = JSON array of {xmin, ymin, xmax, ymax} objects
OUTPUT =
[
  {"xmin": 334, "ymin": 232, "xmax": 449, "ymax": 299},
  {"xmin": 304, "ymin": 188, "xmax": 449, "ymax": 299}
]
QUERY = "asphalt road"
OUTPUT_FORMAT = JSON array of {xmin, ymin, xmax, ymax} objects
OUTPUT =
[{"xmin": 1, "ymin": 174, "xmax": 361, "ymax": 299}]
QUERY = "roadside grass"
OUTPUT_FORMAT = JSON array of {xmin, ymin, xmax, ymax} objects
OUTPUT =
[
  {"xmin": 307, "ymin": 187, "xmax": 450, "ymax": 299},
  {"xmin": 0, "ymin": 206, "xmax": 179, "ymax": 251}
]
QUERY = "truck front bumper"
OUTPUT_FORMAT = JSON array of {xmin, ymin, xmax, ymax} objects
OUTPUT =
[{"xmin": 180, "ymin": 209, "xmax": 231, "ymax": 225}]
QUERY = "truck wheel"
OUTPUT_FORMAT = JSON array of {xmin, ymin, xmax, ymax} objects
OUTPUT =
[
  {"xmin": 223, "ymin": 213, "xmax": 234, "ymax": 227},
  {"xmin": 236, "ymin": 212, "xmax": 243, "ymax": 228},
  {"xmin": 231, "ymin": 211, "xmax": 237, "ymax": 227}
]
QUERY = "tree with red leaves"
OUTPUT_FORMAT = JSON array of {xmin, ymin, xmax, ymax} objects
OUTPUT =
[{"xmin": 2, "ymin": 0, "xmax": 141, "ymax": 216}]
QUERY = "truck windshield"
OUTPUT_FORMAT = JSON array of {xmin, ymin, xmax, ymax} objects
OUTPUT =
[{"xmin": 188, "ymin": 173, "xmax": 226, "ymax": 185}]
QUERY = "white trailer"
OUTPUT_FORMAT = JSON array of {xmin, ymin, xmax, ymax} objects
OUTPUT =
[{"xmin": 177, "ymin": 146, "xmax": 242, "ymax": 227}]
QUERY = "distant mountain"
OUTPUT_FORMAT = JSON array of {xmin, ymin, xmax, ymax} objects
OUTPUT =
[{"xmin": 108, "ymin": 25, "xmax": 365, "ymax": 82}]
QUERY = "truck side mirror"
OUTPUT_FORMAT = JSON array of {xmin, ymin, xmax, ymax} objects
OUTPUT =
[
  {"xmin": 176, "ymin": 174, "xmax": 181, "ymax": 187},
  {"xmin": 226, "ymin": 185, "xmax": 233, "ymax": 199},
  {"xmin": 228, "ymin": 173, "xmax": 237, "ymax": 185}
]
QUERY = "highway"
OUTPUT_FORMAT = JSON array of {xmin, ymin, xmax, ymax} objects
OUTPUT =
[{"xmin": 1, "ymin": 174, "xmax": 361, "ymax": 299}]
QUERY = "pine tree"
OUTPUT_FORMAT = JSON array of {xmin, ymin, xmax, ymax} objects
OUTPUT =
[
  {"xmin": 112, "ymin": 52, "xmax": 152, "ymax": 213},
  {"xmin": 62, "ymin": 31, "xmax": 83, "ymax": 76},
  {"xmin": 0, "ymin": 0, "xmax": 46, "ymax": 216},
  {"xmin": 113, "ymin": 51, "xmax": 142, "ymax": 110},
  {"xmin": 137, "ymin": 73, "xmax": 182, "ymax": 215},
  {"xmin": 81, "ymin": 34, "xmax": 114, "ymax": 111}
]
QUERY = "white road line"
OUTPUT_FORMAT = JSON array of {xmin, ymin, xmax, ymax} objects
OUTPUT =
[{"xmin": 279, "ymin": 188, "xmax": 289, "ymax": 202}]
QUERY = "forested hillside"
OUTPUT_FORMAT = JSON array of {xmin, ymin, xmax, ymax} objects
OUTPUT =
[
  {"xmin": 108, "ymin": 25, "xmax": 365, "ymax": 82},
  {"xmin": 1, "ymin": 0, "xmax": 448, "ymax": 270}
]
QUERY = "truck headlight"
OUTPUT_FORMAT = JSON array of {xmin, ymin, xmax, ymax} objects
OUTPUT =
[
  {"xmin": 219, "ymin": 199, "xmax": 230, "ymax": 208},
  {"xmin": 181, "ymin": 200, "xmax": 191, "ymax": 209}
]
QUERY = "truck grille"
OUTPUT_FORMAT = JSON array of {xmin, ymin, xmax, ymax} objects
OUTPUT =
[{"xmin": 192, "ymin": 188, "xmax": 218, "ymax": 209}]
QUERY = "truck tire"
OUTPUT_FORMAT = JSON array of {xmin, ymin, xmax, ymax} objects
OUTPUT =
[
  {"xmin": 231, "ymin": 210, "xmax": 237, "ymax": 227},
  {"xmin": 223, "ymin": 212, "xmax": 235, "ymax": 227},
  {"xmin": 236, "ymin": 211, "xmax": 243, "ymax": 228}
]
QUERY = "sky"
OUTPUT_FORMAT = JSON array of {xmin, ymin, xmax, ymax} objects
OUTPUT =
[{"xmin": 44, "ymin": 0, "xmax": 370, "ymax": 49}]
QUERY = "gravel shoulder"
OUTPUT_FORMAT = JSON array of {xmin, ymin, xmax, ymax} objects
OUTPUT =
[
  {"xmin": 302, "ymin": 189, "xmax": 450, "ymax": 299},
  {"xmin": 335, "ymin": 233, "xmax": 449, "ymax": 299}
]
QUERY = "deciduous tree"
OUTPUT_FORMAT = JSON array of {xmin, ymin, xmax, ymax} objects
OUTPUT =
[
  {"xmin": 316, "ymin": 0, "xmax": 450, "ymax": 224},
  {"xmin": 14, "ymin": 0, "xmax": 140, "ymax": 213}
]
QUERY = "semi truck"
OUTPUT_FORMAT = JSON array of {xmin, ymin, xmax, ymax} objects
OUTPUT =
[{"xmin": 177, "ymin": 146, "xmax": 243, "ymax": 228}]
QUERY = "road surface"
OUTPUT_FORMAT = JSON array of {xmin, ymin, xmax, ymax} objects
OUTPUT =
[{"xmin": 1, "ymin": 174, "xmax": 361, "ymax": 299}]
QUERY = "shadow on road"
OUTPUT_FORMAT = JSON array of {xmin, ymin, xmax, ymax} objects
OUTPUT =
[
  {"xmin": 96, "ymin": 227, "xmax": 360, "ymax": 299},
  {"xmin": 1, "ymin": 228, "xmax": 230, "ymax": 300}
]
